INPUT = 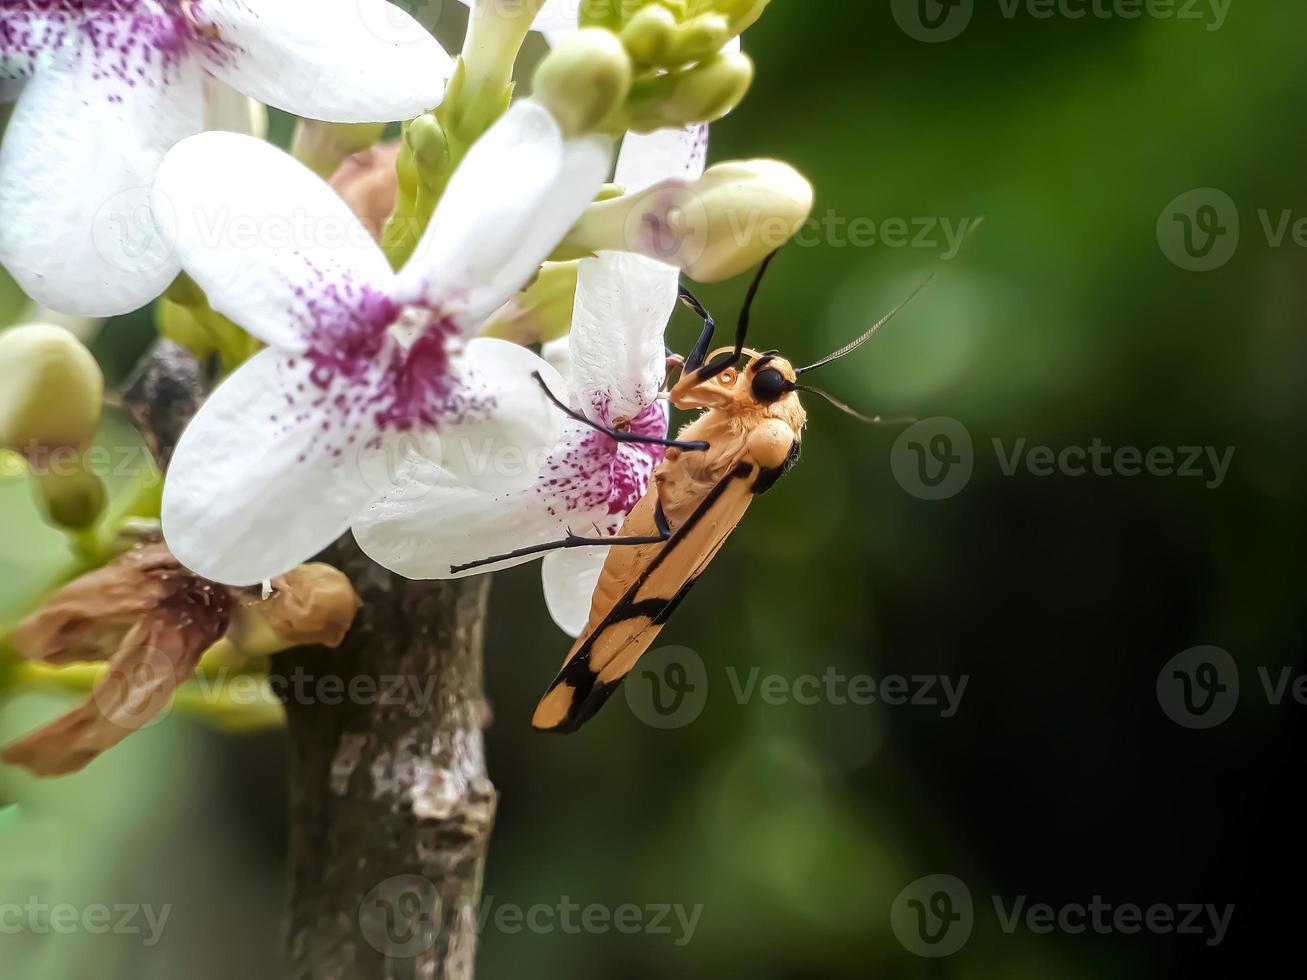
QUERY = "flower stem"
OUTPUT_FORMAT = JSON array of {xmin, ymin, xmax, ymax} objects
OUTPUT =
[{"xmin": 380, "ymin": 0, "xmax": 546, "ymax": 270}]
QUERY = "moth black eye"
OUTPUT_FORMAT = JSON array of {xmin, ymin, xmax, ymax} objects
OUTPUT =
[{"xmin": 751, "ymin": 367, "xmax": 790, "ymax": 404}]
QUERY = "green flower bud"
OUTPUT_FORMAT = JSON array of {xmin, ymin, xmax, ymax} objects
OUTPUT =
[
  {"xmin": 621, "ymin": 4, "xmax": 679, "ymax": 67},
  {"xmin": 627, "ymin": 50, "xmax": 754, "ymax": 130},
  {"xmin": 533, "ymin": 29, "xmax": 634, "ymax": 137},
  {"xmin": 557, "ymin": 159, "xmax": 814, "ymax": 283},
  {"xmin": 484, "ymin": 261, "xmax": 580, "ymax": 344},
  {"xmin": 31, "ymin": 460, "xmax": 107, "ymax": 531},
  {"xmin": 406, "ymin": 113, "xmax": 450, "ymax": 191},
  {"xmin": 0, "ymin": 324, "xmax": 103, "ymax": 451},
  {"xmin": 662, "ymin": 13, "xmax": 732, "ymax": 67},
  {"xmin": 290, "ymin": 120, "xmax": 386, "ymax": 180}
]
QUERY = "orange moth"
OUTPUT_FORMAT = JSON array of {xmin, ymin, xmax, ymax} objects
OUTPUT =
[{"xmin": 455, "ymin": 254, "xmax": 925, "ymax": 732}]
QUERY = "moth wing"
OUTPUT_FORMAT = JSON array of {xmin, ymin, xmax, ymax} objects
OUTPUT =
[{"xmin": 532, "ymin": 460, "xmax": 759, "ymax": 733}]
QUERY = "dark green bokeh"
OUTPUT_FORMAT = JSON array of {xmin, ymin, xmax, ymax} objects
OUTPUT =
[{"xmin": 3, "ymin": 2, "xmax": 1303, "ymax": 977}]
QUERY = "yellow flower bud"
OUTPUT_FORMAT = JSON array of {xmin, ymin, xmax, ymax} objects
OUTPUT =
[
  {"xmin": 0, "ymin": 324, "xmax": 103, "ymax": 452},
  {"xmin": 627, "ymin": 50, "xmax": 754, "ymax": 130},
  {"xmin": 621, "ymin": 4, "xmax": 679, "ymax": 67},
  {"xmin": 557, "ymin": 159, "xmax": 814, "ymax": 283},
  {"xmin": 533, "ymin": 28, "xmax": 634, "ymax": 137},
  {"xmin": 663, "ymin": 13, "xmax": 732, "ymax": 67}
]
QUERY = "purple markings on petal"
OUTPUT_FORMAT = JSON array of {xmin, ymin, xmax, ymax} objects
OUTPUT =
[
  {"xmin": 292, "ymin": 265, "xmax": 398, "ymax": 388},
  {"xmin": 1, "ymin": 2, "xmax": 231, "ymax": 95},
  {"xmin": 686, "ymin": 123, "xmax": 709, "ymax": 176},
  {"xmin": 283, "ymin": 263, "xmax": 487, "ymax": 455},
  {"xmin": 537, "ymin": 401, "xmax": 669, "ymax": 522}
]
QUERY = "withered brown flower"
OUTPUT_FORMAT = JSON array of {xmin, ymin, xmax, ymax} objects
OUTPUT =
[{"xmin": 2, "ymin": 543, "xmax": 360, "ymax": 777}]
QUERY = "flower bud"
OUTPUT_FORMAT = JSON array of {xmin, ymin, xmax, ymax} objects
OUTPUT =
[
  {"xmin": 711, "ymin": 0, "xmax": 771, "ymax": 33},
  {"xmin": 627, "ymin": 50, "xmax": 754, "ymax": 130},
  {"xmin": 483, "ymin": 261, "xmax": 580, "ymax": 344},
  {"xmin": 533, "ymin": 29, "xmax": 634, "ymax": 137},
  {"xmin": 31, "ymin": 460, "xmax": 107, "ymax": 531},
  {"xmin": 621, "ymin": 4, "xmax": 678, "ymax": 67},
  {"xmin": 558, "ymin": 159, "xmax": 814, "ymax": 283},
  {"xmin": 227, "ymin": 563, "xmax": 361, "ymax": 657},
  {"xmin": 290, "ymin": 120, "xmax": 386, "ymax": 180},
  {"xmin": 662, "ymin": 14, "xmax": 732, "ymax": 67},
  {"xmin": 0, "ymin": 324, "xmax": 103, "ymax": 452}
]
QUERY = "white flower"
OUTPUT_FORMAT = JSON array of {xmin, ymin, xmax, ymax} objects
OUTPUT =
[
  {"xmin": 158, "ymin": 100, "xmax": 612, "ymax": 587},
  {"xmin": 354, "ymin": 123, "xmax": 709, "ymax": 636},
  {"xmin": 0, "ymin": 0, "xmax": 453, "ymax": 317}
]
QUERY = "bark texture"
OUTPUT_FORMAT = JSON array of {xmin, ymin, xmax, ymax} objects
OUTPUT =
[
  {"xmin": 126, "ymin": 341, "xmax": 497, "ymax": 979},
  {"xmin": 271, "ymin": 546, "xmax": 496, "ymax": 980}
]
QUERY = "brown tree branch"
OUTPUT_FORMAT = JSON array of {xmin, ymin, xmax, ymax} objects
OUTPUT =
[
  {"xmin": 271, "ymin": 544, "xmax": 496, "ymax": 979},
  {"xmin": 126, "ymin": 340, "xmax": 497, "ymax": 979}
]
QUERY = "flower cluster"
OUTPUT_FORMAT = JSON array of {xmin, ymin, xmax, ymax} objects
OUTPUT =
[{"xmin": 0, "ymin": 0, "xmax": 813, "ymax": 772}]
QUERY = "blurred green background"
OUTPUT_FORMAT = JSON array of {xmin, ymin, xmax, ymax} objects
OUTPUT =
[{"xmin": 3, "ymin": 1, "xmax": 1303, "ymax": 977}]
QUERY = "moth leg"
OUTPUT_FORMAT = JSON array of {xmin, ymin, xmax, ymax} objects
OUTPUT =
[
  {"xmin": 683, "ymin": 249, "xmax": 780, "ymax": 384},
  {"xmin": 677, "ymin": 286, "xmax": 717, "ymax": 373},
  {"xmin": 450, "ymin": 504, "xmax": 672, "ymax": 575},
  {"xmin": 532, "ymin": 372, "xmax": 709, "ymax": 452}
]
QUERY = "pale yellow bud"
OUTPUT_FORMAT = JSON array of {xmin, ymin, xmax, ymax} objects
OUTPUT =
[
  {"xmin": 621, "ymin": 4, "xmax": 678, "ymax": 67},
  {"xmin": 533, "ymin": 28, "xmax": 634, "ymax": 137},
  {"xmin": 557, "ymin": 159, "xmax": 814, "ymax": 283},
  {"xmin": 0, "ymin": 324, "xmax": 103, "ymax": 452},
  {"xmin": 627, "ymin": 50, "xmax": 753, "ymax": 130}
]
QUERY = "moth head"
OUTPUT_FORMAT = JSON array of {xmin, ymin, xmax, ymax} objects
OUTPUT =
[
  {"xmin": 678, "ymin": 347, "xmax": 801, "ymax": 411},
  {"xmin": 746, "ymin": 352, "xmax": 799, "ymax": 407}
]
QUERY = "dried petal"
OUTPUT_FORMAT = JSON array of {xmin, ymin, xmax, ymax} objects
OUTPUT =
[
  {"xmin": 227, "ymin": 563, "xmax": 361, "ymax": 656},
  {"xmin": 2, "ymin": 551, "xmax": 233, "ymax": 777}
]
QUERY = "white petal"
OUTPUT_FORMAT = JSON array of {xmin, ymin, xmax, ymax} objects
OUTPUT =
[
  {"xmin": 355, "ymin": 416, "xmax": 632, "ymax": 581},
  {"xmin": 0, "ymin": 48, "xmax": 204, "ymax": 316},
  {"xmin": 541, "ymin": 336, "xmax": 573, "ymax": 384},
  {"xmin": 0, "ymin": 8, "xmax": 73, "ymax": 81},
  {"xmin": 398, "ymin": 101, "xmax": 611, "ymax": 329},
  {"xmin": 354, "ymin": 469, "xmax": 567, "ymax": 581},
  {"xmin": 436, "ymin": 339, "xmax": 565, "ymax": 493},
  {"xmin": 201, "ymin": 0, "xmax": 452, "ymax": 123},
  {"xmin": 569, "ymin": 252, "xmax": 677, "ymax": 426},
  {"xmin": 542, "ymin": 547, "xmax": 607, "ymax": 637},
  {"xmin": 616, "ymin": 124, "xmax": 709, "ymax": 192},
  {"xmin": 163, "ymin": 346, "xmax": 390, "ymax": 586},
  {"xmin": 153, "ymin": 131, "xmax": 394, "ymax": 351}
]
